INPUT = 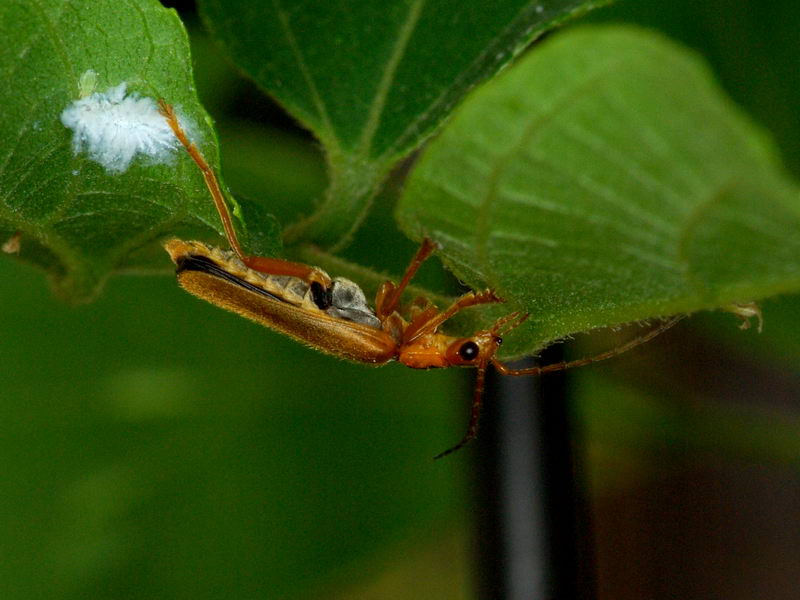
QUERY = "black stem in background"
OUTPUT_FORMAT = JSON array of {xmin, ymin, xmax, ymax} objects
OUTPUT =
[{"xmin": 474, "ymin": 345, "xmax": 595, "ymax": 599}]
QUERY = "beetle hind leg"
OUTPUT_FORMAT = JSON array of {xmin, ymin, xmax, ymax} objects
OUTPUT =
[{"xmin": 159, "ymin": 100, "xmax": 332, "ymax": 288}]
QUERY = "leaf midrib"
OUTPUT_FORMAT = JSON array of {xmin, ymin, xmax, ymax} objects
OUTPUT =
[
  {"xmin": 272, "ymin": 0, "xmax": 338, "ymax": 152},
  {"xmin": 355, "ymin": 0, "xmax": 425, "ymax": 159}
]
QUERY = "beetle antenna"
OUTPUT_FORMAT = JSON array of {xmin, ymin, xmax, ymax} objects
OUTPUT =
[
  {"xmin": 492, "ymin": 316, "xmax": 684, "ymax": 377},
  {"xmin": 434, "ymin": 363, "xmax": 488, "ymax": 460},
  {"xmin": 492, "ymin": 311, "xmax": 529, "ymax": 336}
]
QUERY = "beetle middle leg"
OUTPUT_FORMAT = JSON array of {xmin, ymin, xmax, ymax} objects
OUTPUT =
[
  {"xmin": 375, "ymin": 237, "xmax": 438, "ymax": 320},
  {"xmin": 375, "ymin": 238, "xmax": 504, "ymax": 334},
  {"xmin": 403, "ymin": 289, "xmax": 505, "ymax": 342}
]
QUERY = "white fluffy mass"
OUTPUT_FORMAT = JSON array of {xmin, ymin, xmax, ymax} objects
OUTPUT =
[{"xmin": 60, "ymin": 81, "xmax": 178, "ymax": 174}]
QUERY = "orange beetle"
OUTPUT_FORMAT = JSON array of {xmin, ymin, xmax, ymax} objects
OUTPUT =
[{"xmin": 159, "ymin": 101, "xmax": 679, "ymax": 458}]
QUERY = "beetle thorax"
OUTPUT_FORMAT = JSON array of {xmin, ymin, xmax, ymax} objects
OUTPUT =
[{"xmin": 398, "ymin": 333, "xmax": 454, "ymax": 369}]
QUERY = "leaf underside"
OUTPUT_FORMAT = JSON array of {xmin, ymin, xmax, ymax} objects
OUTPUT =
[
  {"xmin": 0, "ymin": 0, "xmax": 265, "ymax": 301},
  {"xmin": 198, "ymin": 0, "xmax": 611, "ymax": 248},
  {"xmin": 4, "ymin": 4, "xmax": 798, "ymax": 366},
  {"xmin": 397, "ymin": 26, "xmax": 800, "ymax": 358}
]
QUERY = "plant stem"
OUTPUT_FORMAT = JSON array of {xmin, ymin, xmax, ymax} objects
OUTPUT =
[{"xmin": 474, "ymin": 346, "xmax": 595, "ymax": 599}]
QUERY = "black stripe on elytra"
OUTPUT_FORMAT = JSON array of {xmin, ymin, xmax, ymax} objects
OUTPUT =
[{"xmin": 175, "ymin": 254, "xmax": 286, "ymax": 303}]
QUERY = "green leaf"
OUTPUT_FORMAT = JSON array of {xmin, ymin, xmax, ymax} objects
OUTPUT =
[
  {"xmin": 590, "ymin": 1, "xmax": 800, "ymax": 178},
  {"xmin": 198, "ymin": 0, "xmax": 611, "ymax": 249},
  {"xmin": 397, "ymin": 25, "xmax": 800, "ymax": 358},
  {"xmin": 0, "ymin": 0, "xmax": 273, "ymax": 301}
]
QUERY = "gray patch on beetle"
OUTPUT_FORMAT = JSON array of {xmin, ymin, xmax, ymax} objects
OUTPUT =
[
  {"xmin": 271, "ymin": 275, "xmax": 310, "ymax": 301},
  {"xmin": 325, "ymin": 278, "xmax": 381, "ymax": 328}
]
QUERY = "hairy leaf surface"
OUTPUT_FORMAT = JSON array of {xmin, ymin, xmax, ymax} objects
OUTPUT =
[
  {"xmin": 0, "ymin": 0, "xmax": 275, "ymax": 300},
  {"xmin": 199, "ymin": 0, "xmax": 610, "ymax": 247},
  {"xmin": 398, "ymin": 26, "xmax": 800, "ymax": 357}
]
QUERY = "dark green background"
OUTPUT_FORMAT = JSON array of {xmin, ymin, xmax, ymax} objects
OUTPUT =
[{"xmin": 1, "ymin": 1, "xmax": 798, "ymax": 598}]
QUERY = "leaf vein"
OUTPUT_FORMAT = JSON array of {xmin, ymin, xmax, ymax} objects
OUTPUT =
[
  {"xmin": 376, "ymin": 2, "xmax": 558, "ymax": 164},
  {"xmin": 272, "ymin": 0, "xmax": 337, "ymax": 149},
  {"xmin": 357, "ymin": 0, "xmax": 425, "ymax": 157},
  {"xmin": 557, "ymin": 120, "xmax": 687, "ymax": 212}
]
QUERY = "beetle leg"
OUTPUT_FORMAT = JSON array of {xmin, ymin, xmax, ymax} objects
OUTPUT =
[
  {"xmin": 240, "ymin": 256, "xmax": 332, "ymax": 288},
  {"xmin": 407, "ymin": 296, "xmax": 435, "ymax": 320},
  {"xmin": 404, "ymin": 289, "xmax": 504, "ymax": 343},
  {"xmin": 405, "ymin": 305, "xmax": 441, "ymax": 337},
  {"xmin": 492, "ymin": 316, "xmax": 683, "ymax": 376},
  {"xmin": 375, "ymin": 281, "xmax": 397, "ymax": 320},
  {"xmin": 158, "ymin": 100, "xmax": 331, "ymax": 288},
  {"xmin": 375, "ymin": 238, "xmax": 438, "ymax": 319},
  {"xmin": 490, "ymin": 311, "xmax": 529, "ymax": 336}
]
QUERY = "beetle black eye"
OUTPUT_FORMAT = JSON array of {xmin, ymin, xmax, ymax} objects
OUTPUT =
[{"xmin": 458, "ymin": 341, "xmax": 480, "ymax": 361}]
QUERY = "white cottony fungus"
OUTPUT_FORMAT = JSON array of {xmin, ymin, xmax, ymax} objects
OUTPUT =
[{"xmin": 60, "ymin": 77, "xmax": 180, "ymax": 174}]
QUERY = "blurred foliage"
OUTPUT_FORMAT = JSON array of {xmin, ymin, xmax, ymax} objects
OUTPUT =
[
  {"xmin": 0, "ymin": 0, "xmax": 798, "ymax": 599},
  {"xmin": 0, "ymin": 254, "xmax": 467, "ymax": 599}
]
